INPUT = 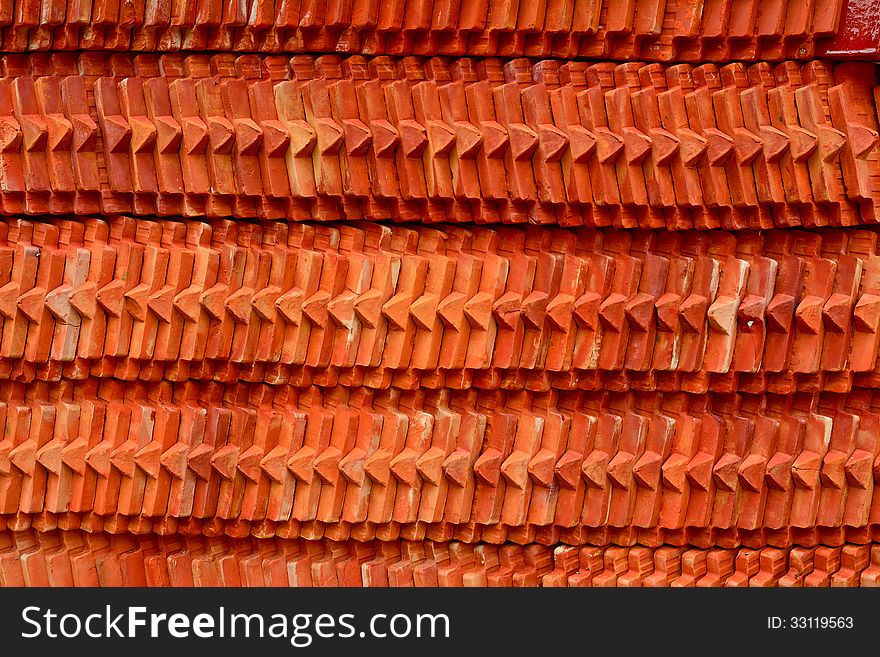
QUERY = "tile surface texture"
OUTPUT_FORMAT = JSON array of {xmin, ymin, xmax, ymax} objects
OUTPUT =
[{"xmin": 2, "ymin": 0, "xmax": 880, "ymax": 586}]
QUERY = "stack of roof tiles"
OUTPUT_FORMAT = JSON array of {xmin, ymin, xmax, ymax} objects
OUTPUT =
[{"xmin": 3, "ymin": 0, "xmax": 880, "ymax": 587}]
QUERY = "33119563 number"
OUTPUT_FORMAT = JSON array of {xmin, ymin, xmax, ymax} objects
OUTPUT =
[{"xmin": 768, "ymin": 617, "xmax": 854, "ymax": 629}]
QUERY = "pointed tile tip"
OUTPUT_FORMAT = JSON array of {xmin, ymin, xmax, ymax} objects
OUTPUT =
[
  {"xmin": 442, "ymin": 450, "xmax": 471, "ymax": 487},
  {"xmin": 233, "ymin": 118, "xmax": 263, "ymax": 155},
  {"xmin": 500, "ymin": 450, "xmax": 530, "ymax": 489},
  {"xmin": 474, "ymin": 448, "xmax": 502, "ymax": 487},
  {"xmin": 527, "ymin": 450, "xmax": 556, "ymax": 487}
]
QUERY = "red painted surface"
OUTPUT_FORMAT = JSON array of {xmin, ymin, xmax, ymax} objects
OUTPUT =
[{"xmin": 818, "ymin": 0, "xmax": 880, "ymax": 58}]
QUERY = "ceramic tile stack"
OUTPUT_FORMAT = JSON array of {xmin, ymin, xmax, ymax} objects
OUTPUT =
[{"xmin": 3, "ymin": 0, "xmax": 880, "ymax": 587}]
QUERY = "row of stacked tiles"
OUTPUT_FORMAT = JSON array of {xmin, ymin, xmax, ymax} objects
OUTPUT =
[
  {"xmin": 1, "ymin": 531, "xmax": 878, "ymax": 587},
  {"xmin": 0, "ymin": 0, "xmax": 846, "ymax": 61},
  {"xmin": 0, "ymin": 55, "xmax": 874, "ymax": 228},
  {"xmin": 5, "ymin": 217, "xmax": 880, "ymax": 390},
  {"xmin": 1, "ymin": 382, "xmax": 880, "ymax": 537},
  {"xmin": 5, "ymin": 508, "xmax": 880, "ymax": 548}
]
